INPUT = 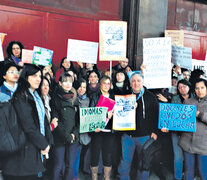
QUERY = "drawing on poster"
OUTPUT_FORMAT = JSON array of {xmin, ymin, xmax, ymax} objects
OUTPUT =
[{"xmin": 113, "ymin": 95, "xmax": 136, "ymax": 131}]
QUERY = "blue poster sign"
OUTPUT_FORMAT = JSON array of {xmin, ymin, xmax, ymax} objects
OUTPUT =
[{"xmin": 159, "ymin": 103, "xmax": 197, "ymax": 132}]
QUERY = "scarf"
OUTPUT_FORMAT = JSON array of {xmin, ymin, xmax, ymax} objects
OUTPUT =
[
  {"xmin": 116, "ymin": 82, "xmax": 124, "ymax": 88},
  {"xmin": 78, "ymin": 93, "xmax": 87, "ymax": 100},
  {"xmin": 57, "ymin": 85, "xmax": 77, "ymax": 104},
  {"xmin": 43, "ymin": 95, "xmax": 51, "ymax": 122},
  {"xmin": 29, "ymin": 89, "xmax": 47, "ymax": 166},
  {"xmin": 133, "ymin": 87, "xmax": 144, "ymax": 101},
  {"xmin": 29, "ymin": 89, "xmax": 45, "ymax": 136},
  {"xmin": 88, "ymin": 83, "xmax": 100, "ymax": 93},
  {"xmin": 11, "ymin": 55, "xmax": 21, "ymax": 65},
  {"xmin": 3, "ymin": 81, "xmax": 18, "ymax": 96}
]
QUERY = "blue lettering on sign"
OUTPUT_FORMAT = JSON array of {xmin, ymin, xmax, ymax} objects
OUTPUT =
[{"xmin": 158, "ymin": 103, "xmax": 196, "ymax": 132}]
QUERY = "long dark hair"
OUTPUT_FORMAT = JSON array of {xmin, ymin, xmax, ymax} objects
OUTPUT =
[
  {"xmin": 13, "ymin": 64, "xmax": 42, "ymax": 98},
  {"xmin": 113, "ymin": 69, "xmax": 130, "ymax": 94},
  {"xmin": 59, "ymin": 57, "xmax": 75, "ymax": 72},
  {"xmin": 87, "ymin": 70, "xmax": 100, "ymax": 82},
  {"xmin": 37, "ymin": 76, "xmax": 50, "ymax": 98},
  {"xmin": 6, "ymin": 41, "xmax": 24, "ymax": 59},
  {"xmin": 189, "ymin": 69, "xmax": 205, "ymax": 93}
]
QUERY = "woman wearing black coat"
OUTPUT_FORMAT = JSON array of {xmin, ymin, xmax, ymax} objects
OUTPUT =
[
  {"xmin": 50, "ymin": 73, "xmax": 80, "ymax": 180},
  {"xmin": 2, "ymin": 64, "xmax": 53, "ymax": 180},
  {"xmin": 90, "ymin": 75, "xmax": 115, "ymax": 180}
]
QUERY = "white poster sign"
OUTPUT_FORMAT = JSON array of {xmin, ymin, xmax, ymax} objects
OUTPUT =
[
  {"xmin": 99, "ymin": 21, "xmax": 127, "ymax": 61},
  {"xmin": 0, "ymin": 40, "xmax": 4, "ymax": 61},
  {"xmin": 113, "ymin": 95, "xmax": 136, "ymax": 131},
  {"xmin": 192, "ymin": 59, "xmax": 207, "ymax": 76},
  {"xmin": 143, "ymin": 37, "xmax": 172, "ymax": 89},
  {"xmin": 172, "ymin": 45, "xmax": 192, "ymax": 70},
  {"xmin": 22, "ymin": 49, "xmax": 33, "ymax": 64},
  {"xmin": 67, "ymin": 39, "xmax": 98, "ymax": 64}
]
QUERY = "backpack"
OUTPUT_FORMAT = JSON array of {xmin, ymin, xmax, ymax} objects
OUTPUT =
[
  {"xmin": 138, "ymin": 138, "xmax": 161, "ymax": 171},
  {"xmin": 0, "ymin": 101, "xmax": 26, "ymax": 157}
]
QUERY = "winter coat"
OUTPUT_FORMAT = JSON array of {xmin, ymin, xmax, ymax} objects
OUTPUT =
[
  {"xmin": 179, "ymin": 95, "xmax": 207, "ymax": 155},
  {"xmin": 112, "ymin": 83, "xmax": 131, "ymax": 95},
  {"xmin": 50, "ymin": 86, "xmax": 79, "ymax": 146},
  {"xmin": 3, "ymin": 92, "xmax": 53, "ymax": 176},
  {"xmin": 126, "ymin": 87, "xmax": 159, "ymax": 137}
]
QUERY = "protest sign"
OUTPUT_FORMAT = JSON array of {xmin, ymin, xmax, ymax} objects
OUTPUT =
[
  {"xmin": 0, "ymin": 39, "xmax": 4, "ymax": 61},
  {"xmin": 22, "ymin": 49, "xmax": 33, "ymax": 64},
  {"xmin": 99, "ymin": 20, "xmax": 127, "ymax": 61},
  {"xmin": 113, "ymin": 94, "xmax": 136, "ymax": 131},
  {"xmin": 0, "ymin": 33, "xmax": 7, "ymax": 44},
  {"xmin": 32, "ymin": 46, "xmax": 53, "ymax": 66},
  {"xmin": 67, "ymin": 39, "xmax": 98, "ymax": 64},
  {"xmin": 172, "ymin": 45, "xmax": 192, "ymax": 69},
  {"xmin": 158, "ymin": 103, "xmax": 196, "ymax": 132},
  {"xmin": 165, "ymin": 30, "xmax": 184, "ymax": 46},
  {"xmin": 192, "ymin": 59, "xmax": 207, "ymax": 76},
  {"xmin": 96, "ymin": 95, "xmax": 116, "ymax": 112},
  {"xmin": 80, "ymin": 107, "xmax": 108, "ymax": 133},
  {"xmin": 143, "ymin": 37, "xmax": 172, "ymax": 89}
]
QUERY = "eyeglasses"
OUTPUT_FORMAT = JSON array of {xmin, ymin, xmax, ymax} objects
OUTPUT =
[
  {"xmin": 6, "ymin": 70, "xmax": 20, "ymax": 75},
  {"xmin": 101, "ymin": 82, "xmax": 111, "ymax": 86},
  {"xmin": 178, "ymin": 85, "xmax": 188, "ymax": 89},
  {"xmin": 12, "ymin": 47, "xmax": 20, "ymax": 50}
]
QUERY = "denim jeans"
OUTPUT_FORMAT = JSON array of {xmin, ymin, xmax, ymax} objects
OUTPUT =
[
  {"xmin": 171, "ymin": 133, "xmax": 183, "ymax": 180},
  {"xmin": 51, "ymin": 143, "xmax": 80, "ymax": 180},
  {"xmin": 184, "ymin": 151, "xmax": 207, "ymax": 180},
  {"xmin": 73, "ymin": 145, "xmax": 82, "ymax": 179},
  {"xmin": 118, "ymin": 133, "xmax": 150, "ymax": 180}
]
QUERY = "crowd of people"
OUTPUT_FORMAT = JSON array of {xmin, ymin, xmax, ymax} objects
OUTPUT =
[{"xmin": 0, "ymin": 40, "xmax": 207, "ymax": 180}]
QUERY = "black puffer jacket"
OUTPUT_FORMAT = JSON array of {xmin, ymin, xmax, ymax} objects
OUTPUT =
[{"xmin": 3, "ymin": 92, "xmax": 53, "ymax": 176}]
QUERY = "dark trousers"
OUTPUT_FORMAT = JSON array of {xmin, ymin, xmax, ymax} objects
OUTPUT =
[
  {"xmin": 90, "ymin": 132, "xmax": 114, "ymax": 167},
  {"xmin": 50, "ymin": 143, "xmax": 80, "ymax": 180},
  {"xmin": 3, "ymin": 175, "xmax": 39, "ymax": 180}
]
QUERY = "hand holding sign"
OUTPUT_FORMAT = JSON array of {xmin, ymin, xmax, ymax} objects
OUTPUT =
[{"xmin": 158, "ymin": 103, "xmax": 197, "ymax": 132}]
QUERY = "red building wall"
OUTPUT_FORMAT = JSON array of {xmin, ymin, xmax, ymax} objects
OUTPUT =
[
  {"xmin": 0, "ymin": 0, "xmax": 122, "ymax": 71},
  {"xmin": 167, "ymin": 0, "xmax": 207, "ymax": 60}
]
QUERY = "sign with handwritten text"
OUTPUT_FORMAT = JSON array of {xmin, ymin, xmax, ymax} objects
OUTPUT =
[
  {"xmin": 158, "ymin": 103, "xmax": 196, "ymax": 132},
  {"xmin": 172, "ymin": 45, "xmax": 192, "ymax": 69},
  {"xmin": 143, "ymin": 37, "xmax": 172, "ymax": 89},
  {"xmin": 67, "ymin": 39, "xmax": 98, "ymax": 64},
  {"xmin": 99, "ymin": 20, "xmax": 127, "ymax": 61},
  {"xmin": 113, "ymin": 94, "xmax": 136, "ymax": 131},
  {"xmin": 165, "ymin": 30, "xmax": 184, "ymax": 46},
  {"xmin": 80, "ymin": 107, "xmax": 108, "ymax": 133}
]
